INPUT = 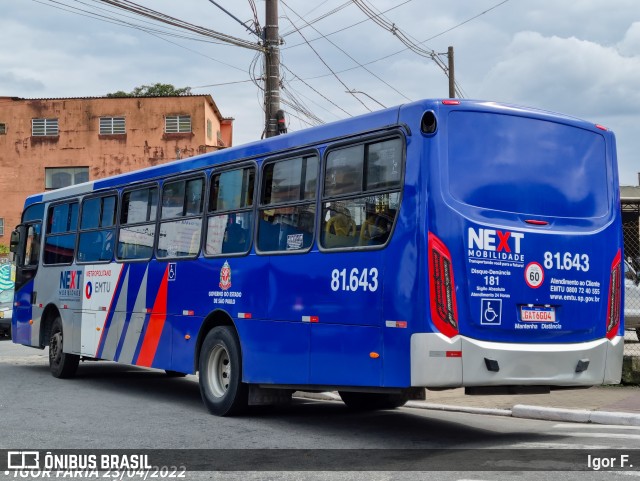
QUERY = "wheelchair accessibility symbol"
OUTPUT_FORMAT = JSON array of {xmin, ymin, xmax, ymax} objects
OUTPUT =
[{"xmin": 481, "ymin": 298, "xmax": 502, "ymax": 325}]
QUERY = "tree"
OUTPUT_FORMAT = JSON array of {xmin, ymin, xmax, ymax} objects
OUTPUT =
[{"xmin": 106, "ymin": 83, "xmax": 191, "ymax": 98}]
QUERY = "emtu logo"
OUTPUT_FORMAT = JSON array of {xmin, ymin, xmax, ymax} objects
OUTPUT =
[{"xmin": 468, "ymin": 228, "xmax": 525, "ymax": 262}]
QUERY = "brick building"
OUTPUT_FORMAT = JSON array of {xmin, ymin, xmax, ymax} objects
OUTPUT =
[{"xmin": 0, "ymin": 95, "xmax": 233, "ymax": 246}]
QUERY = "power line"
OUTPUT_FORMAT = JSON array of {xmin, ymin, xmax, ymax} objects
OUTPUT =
[
  {"xmin": 281, "ymin": 63, "xmax": 352, "ymax": 117},
  {"xmin": 191, "ymin": 79, "xmax": 255, "ymax": 89},
  {"xmin": 32, "ymin": 0, "xmax": 262, "ymax": 50},
  {"xmin": 94, "ymin": 0, "xmax": 263, "ymax": 50},
  {"xmin": 281, "ymin": 8, "xmax": 371, "ymax": 112},
  {"xmin": 281, "ymin": 0, "xmax": 411, "ymax": 103},
  {"xmin": 281, "ymin": 1, "xmax": 352, "ymax": 37},
  {"xmin": 282, "ymin": 77, "xmax": 340, "ymax": 121},
  {"xmin": 282, "ymin": 0, "xmax": 414, "ymax": 50},
  {"xmin": 350, "ymin": 0, "xmax": 448, "ymax": 73},
  {"xmin": 292, "ymin": 0, "xmax": 510, "ymax": 94},
  {"xmin": 207, "ymin": 0, "xmax": 261, "ymax": 39}
]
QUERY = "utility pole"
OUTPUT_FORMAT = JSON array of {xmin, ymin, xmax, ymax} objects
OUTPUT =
[
  {"xmin": 447, "ymin": 46, "xmax": 455, "ymax": 98},
  {"xmin": 264, "ymin": 0, "xmax": 281, "ymax": 137}
]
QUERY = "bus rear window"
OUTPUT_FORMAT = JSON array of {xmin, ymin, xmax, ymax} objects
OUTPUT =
[{"xmin": 447, "ymin": 112, "xmax": 609, "ymax": 218}]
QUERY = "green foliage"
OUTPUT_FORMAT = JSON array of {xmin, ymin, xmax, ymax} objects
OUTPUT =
[
  {"xmin": 106, "ymin": 83, "xmax": 192, "ymax": 98},
  {"xmin": 106, "ymin": 90, "xmax": 130, "ymax": 98},
  {"xmin": 0, "ymin": 245, "xmax": 9, "ymax": 255}
]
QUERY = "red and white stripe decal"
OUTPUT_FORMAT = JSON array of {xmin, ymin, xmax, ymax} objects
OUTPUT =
[
  {"xmin": 238, "ymin": 312, "xmax": 252, "ymax": 319},
  {"xmin": 385, "ymin": 320, "xmax": 407, "ymax": 328},
  {"xmin": 302, "ymin": 316, "xmax": 319, "ymax": 323},
  {"xmin": 136, "ymin": 266, "xmax": 169, "ymax": 367}
]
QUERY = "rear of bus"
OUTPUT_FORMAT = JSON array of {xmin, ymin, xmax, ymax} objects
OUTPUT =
[{"xmin": 412, "ymin": 100, "xmax": 623, "ymax": 390}]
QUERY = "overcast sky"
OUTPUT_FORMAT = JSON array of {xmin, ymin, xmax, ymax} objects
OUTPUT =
[{"xmin": 2, "ymin": 0, "xmax": 640, "ymax": 185}]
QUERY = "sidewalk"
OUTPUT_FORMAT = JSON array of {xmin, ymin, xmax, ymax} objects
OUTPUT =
[{"xmin": 296, "ymin": 385, "xmax": 640, "ymax": 426}]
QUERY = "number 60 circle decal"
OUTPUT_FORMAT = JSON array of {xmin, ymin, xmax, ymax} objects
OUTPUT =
[{"xmin": 525, "ymin": 262, "xmax": 544, "ymax": 289}]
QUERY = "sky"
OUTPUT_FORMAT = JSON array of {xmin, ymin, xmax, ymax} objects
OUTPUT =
[{"xmin": 2, "ymin": 0, "xmax": 640, "ymax": 185}]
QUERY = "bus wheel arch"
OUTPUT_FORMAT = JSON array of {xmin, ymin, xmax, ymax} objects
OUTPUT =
[
  {"xmin": 40, "ymin": 304, "xmax": 62, "ymax": 349},
  {"xmin": 196, "ymin": 310, "xmax": 248, "ymax": 416},
  {"xmin": 47, "ymin": 313, "xmax": 79, "ymax": 379},
  {"xmin": 194, "ymin": 309, "xmax": 238, "ymax": 373}
]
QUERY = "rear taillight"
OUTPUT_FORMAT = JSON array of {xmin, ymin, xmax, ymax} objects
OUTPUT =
[
  {"xmin": 428, "ymin": 233, "xmax": 459, "ymax": 338},
  {"xmin": 606, "ymin": 250, "xmax": 621, "ymax": 340}
]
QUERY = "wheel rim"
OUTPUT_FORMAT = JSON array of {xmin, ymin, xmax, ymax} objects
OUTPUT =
[
  {"xmin": 206, "ymin": 344, "xmax": 231, "ymax": 398},
  {"xmin": 50, "ymin": 329, "xmax": 62, "ymax": 366}
]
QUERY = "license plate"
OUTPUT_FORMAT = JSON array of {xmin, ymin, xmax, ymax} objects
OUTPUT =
[{"xmin": 520, "ymin": 305, "xmax": 556, "ymax": 322}]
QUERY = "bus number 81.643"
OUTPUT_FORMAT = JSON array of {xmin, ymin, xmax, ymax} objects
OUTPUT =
[{"xmin": 331, "ymin": 268, "xmax": 379, "ymax": 292}]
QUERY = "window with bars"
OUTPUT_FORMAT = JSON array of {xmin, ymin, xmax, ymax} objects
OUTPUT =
[
  {"xmin": 165, "ymin": 115, "xmax": 191, "ymax": 133},
  {"xmin": 32, "ymin": 118, "xmax": 59, "ymax": 136},
  {"xmin": 0, "ymin": 218, "xmax": 4, "ymax": 236},
  {"xmin": 0, "ymin": 123, "xmax": 6, "ymax": 135},
  {"xmin": 99, "ymin": 116, "xmax": 126, "ymax": 135}
]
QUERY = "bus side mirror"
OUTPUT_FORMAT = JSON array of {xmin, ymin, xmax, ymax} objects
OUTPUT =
[{"xmin": 9, "ymin": 229, "xmax": 20, "ymax": 254}]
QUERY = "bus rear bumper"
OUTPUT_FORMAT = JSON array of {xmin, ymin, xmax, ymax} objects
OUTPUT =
[{"xmin": 410, "ymin": 333, "xmax": 623, "ymax": 388}]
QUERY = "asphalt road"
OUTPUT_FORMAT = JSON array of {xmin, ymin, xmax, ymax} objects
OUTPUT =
[{"xmin": 1, "ymin": 339, "xmax": 639, "ymax": 481}]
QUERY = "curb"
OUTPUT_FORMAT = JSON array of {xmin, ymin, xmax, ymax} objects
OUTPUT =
[
  {"xmin": 512, "ymin": 404, "xmax": 640, "ymax": 426},
  {"xmin": 405, "ymin": 401, "xmax": 511, "ymax": 417},
  {"xmin": 294, "ymin": 392, "xmax": 640, "ymax": 426}
]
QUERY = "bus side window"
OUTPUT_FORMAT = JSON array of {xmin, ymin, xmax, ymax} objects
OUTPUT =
[
  {"xmin": 78, "ymin": 195, "xmax": 116, "ymax": 263},
  {"xmin": 157, "ymin": 177, "xmax": 204, "ymax": 259},
  {"xmin": 258, "ymin": 155, "xmax": 318, "ymax": 253},
  {"xmin": 24, "ymin": 224, "xmax": 41, "ymax": 267},
  {"xmin": 321, "ymin": 137, "xmax": 403, "ymax": 250},
  {"xmin": 118, "ymin": 186, "xmax": 157, "ymax": 261},
  {"xmin": 44, "ymin": 202, "xmax": 78, "ymax": 265},
  {"xmin": 206, "ymin": 167, "xmax": 254, "ymax": 256}
]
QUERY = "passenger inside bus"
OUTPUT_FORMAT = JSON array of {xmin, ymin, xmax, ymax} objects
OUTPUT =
[{"xmin": 323, "ymin": 204, "xmax": 357, "ymax": 248}]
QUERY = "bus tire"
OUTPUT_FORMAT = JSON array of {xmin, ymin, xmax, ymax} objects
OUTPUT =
[
  {"xmin": 198, "ymin": 326, "xmax": 247, "ymax": 416},
  {"xmin": 338, "ymin": 391, "xmax": 408, "ymax": 411},
  {"xmin": 49, "ymin": 316, "xmax": 79, "ymax": 379},
  {"xmin": 165, "ymin": 370, "xmax": 187, "ymax": 377}
]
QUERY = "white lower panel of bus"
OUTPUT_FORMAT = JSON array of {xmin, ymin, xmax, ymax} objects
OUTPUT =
[{"xmin": 410, "ymin": 333, "xmax": 623, "ymax": 388}]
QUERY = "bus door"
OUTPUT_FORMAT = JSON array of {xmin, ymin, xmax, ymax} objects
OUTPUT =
[
  {"xmin": 313, "ymin": 137, "xmax": 406, "ymax": 386},
  {"xmin": 10, "ymin": 221, "xmax": 42, "ymax": 345}
]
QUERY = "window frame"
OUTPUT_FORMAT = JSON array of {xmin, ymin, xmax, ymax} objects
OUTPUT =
[
  {"xmin": 204, "ymin": 161, "xmax": 257, "ymax": 258},
  {"xmin": 115, "ymin": 183, "xmax": 159, "ymax": 263},
  {"xmin": 32, "ymin": 118, "xmax": 59, "ymax": 137},
  {"xmin": 45, "ymin": 167, "xmax": 89, "ymax": 190},
  {"xmin": 99, "ymin": 116, "xmax": 126, "ymax": 135},
  {"xmin": 43, "ymin": 200, "xmax": 79, "ymax": 266},
  {"xmin": 319, "ymin": 132, "xmax": 406, "ymax": 253},
  {"xmin": 156, "ymin": 173, "xmax": 206, "ymax": 261},
  {"xmin": 256, "ymin": 149, "xmax": 320, "ymax": 256},
  {"xmin": 0, "ymin": 123, "xmax": 6, "ymax": 135},
  {"xmin": 165, "ymin": 115, "xmax": 192, "ymax": 134},
  {"xmin": 76, "ymin": 192, "xmax": 118, "ymax": 265}
]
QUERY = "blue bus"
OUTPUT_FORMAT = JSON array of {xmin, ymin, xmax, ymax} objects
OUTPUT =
[{"xmin": 9, "ymin": 99, "xmax": 623, "ymax": 415}]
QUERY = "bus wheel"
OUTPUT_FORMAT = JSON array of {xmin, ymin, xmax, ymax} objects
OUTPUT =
[
  {"xmin": 164, "ymin": 370, "xmax": 187, "ymax": 377},
  {"xmin": 49, "ymin": 317, "xmax": 79, "ymax": 379},
  {"xmin": 198, "ymin": 327, "xmax": 247, "ymax": 416},
  {"xmin": 338, "ymin": 391, "xmax": 408, "ymax": 411}
]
